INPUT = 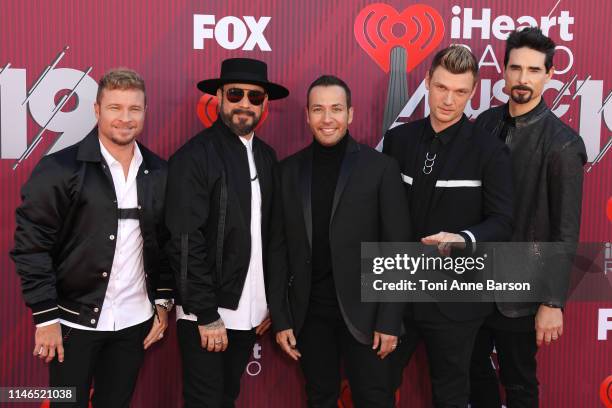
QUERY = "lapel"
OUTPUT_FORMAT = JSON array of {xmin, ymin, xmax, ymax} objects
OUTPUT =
[
  {"xmin": 252, "ymin": 137, "xmax": 271, "ymax": 224},
  {"xmin": 136, "ymin": 159, "xmax": 148, "ymax": 232},
  {"xmin": 407, "ymin": 120, "xmax": 427, "ymax": 181},
  {"xmin": 214, "ymin": 121, "xmax": 252, "ymax": 227},
  {"xmin": 330, "ymin": 135, "xmax": 360, "ymax": 226},
  {"xmin": 135, "ymin": 143, "xmax": 162, "ymax": 235},
  {"xmin": 299, "ymin": 146, "xmax": 313, "ymax": 252},
  {"xmin": 78, "ymin": 127, "xmax": 117, "ymax": 202},
  {"xmin": 429, "ymin": 118, "xmax": 473, "ymax": 212}
]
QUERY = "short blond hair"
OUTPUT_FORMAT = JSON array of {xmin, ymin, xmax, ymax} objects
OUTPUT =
[
  {"xmin": 429, "ymin": 45, "xmax": 479, "ymax": 80},
  {"xmin": 96, "ymin": 68, "xmax": 146, "ymax": 104}
]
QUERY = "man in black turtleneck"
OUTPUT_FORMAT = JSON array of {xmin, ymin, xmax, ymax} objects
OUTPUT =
[
  {"xmin": 268, "ymin": 75, "xmax": 411, "ymax": 407},
  {"xmin": 310, "ymin": 134, "xmax": 347, "ymax": 309}
]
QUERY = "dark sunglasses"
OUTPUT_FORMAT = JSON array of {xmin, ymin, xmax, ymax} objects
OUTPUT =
[{"xmin": 224, "ymin": 87, "xmax": 267, "ymax": 106}]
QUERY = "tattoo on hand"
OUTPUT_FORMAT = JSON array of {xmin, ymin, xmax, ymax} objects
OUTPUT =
[{"xmin": 204, "ymin": 319, "xmax": 224, "ymax": 330}]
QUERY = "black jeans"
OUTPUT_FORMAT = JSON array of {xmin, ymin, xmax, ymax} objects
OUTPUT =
[
  {"xmin": 49, "ymin": 318, "xmax": 152, "ymax": 408},
  {"xmin": 470, "ymin": 315, "xmax": 539, "ymax": 408},
  {"xmin": 297, "ymin": 303, "xmax": 396, "ymax": 408},
  {"xmin": 393, "ymin": 305, "xmax": 485, "ymax": 408},
  {"xmin": 177, "ymin": 319, "xmax": 256, "ymax": 408}
]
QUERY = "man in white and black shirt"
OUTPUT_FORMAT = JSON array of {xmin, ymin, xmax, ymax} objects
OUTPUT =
[
  {"xmin": 165, "ymin": 58, "xmax": 288, "ymax": 407},
  {"xmin": 11, "ymin": 69, "xmax": 173, "ymax": 408}
]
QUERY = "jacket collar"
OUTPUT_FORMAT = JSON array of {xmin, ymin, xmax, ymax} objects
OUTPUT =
[
  {"xmin": 300, "ymin": 133, "xmax": 360, "ymax": 252},
  {"xmin": 505, "ymin": 98, "xmax": 549, "ymax": 129},
  {"xmin": 76, "ymin": 127, "xmax": 103, "ymax": 163},
  {"xmin": 76, "ymin": 126, "xmax": 162, "ymax": 170}
]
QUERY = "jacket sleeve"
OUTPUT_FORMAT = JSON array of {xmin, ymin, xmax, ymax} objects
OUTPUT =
[
  {"xmin": 154, "ymin": 168, "xmax": 175, "ymax": 300},
  {"xmin": 266, "ymin": 164, "xmax": 293, "ymax": 333},
  {"xmin": 458, "ymin": 143, "xmax": 514, "ymax": 251},
  {"xmin": 10, "ymin": 156, "xmax": 71, "ymax": 325},
  {"xmin": 381, "ymin": 129, "xmax": 396, "ymax": 157},
  {"xmin": 165, "ymin": 146, "xmax": 218, "ymax": 325},
  {"xmin": 544, "ymin": 136, "xmax": 587, "ymax": 307},
  {"xmin": 548, "ymin": 137, "xmax": 586, "ymax": 243},
  {"xmin": 374, "ymin": 158, "xmax": 412, "ymax": 336}
]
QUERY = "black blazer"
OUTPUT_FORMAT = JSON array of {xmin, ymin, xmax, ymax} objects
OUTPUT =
[
  {"xmin": 268, "ymin": 135, "xmax": 412, "ymax": 344},
  {"xmin": 383, "ymin": 117, "xmax": 514, "ymax": 321}
]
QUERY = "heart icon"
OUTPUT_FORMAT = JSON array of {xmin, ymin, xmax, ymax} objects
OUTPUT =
[
  {"xmin": 197, "ymin": 94, "xmax": 269, "ymax": 129},
  {"xmin": 600, "ymin": 375, "xmax": 612, "ymax": 408},
  {"xmin": 354, "ymin": 3, "xmax": 445, "ymax": 73}
]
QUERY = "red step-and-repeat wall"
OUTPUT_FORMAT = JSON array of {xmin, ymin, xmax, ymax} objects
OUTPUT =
[{"xmin": 1, "ymin": 1, "xmax": 611, "ymax": 407}]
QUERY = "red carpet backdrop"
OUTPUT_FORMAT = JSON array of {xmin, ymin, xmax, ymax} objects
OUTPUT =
[{"xmin": 1, "ymin": 1, "xmax": 611, "ymax": 406}]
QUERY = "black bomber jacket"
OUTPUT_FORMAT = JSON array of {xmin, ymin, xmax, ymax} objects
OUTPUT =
[
  {"xmin": 11, "ymin": 128, "xmax": 174, "ymax": 328},
  {"xmin": 164, "ymin": 119, "xmax": 276, "ymax": 325}
]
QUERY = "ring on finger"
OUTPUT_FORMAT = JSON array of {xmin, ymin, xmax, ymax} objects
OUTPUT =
[{"xmin": 38, "ymin": 346, "xmax": 45, "ymax": 355}]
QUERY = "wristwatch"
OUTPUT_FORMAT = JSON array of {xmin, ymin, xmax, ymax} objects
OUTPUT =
[{"xmin": 157, "ymin": 299, "xmax": 174, "ymax": 311}]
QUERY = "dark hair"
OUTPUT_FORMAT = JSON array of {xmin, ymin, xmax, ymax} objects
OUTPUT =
[
  {"xmin": 97, "ymin": 68, "xmax": 146, "ymax": 104},
  {"xmin": 504, "ymin": 27, "xmax": 556, "ymax": 72},
  {"xmin": 307, "ymin": 75, "xmax": 352, "ymax": 108},
  {"xmin": 429, "ymin": 45, "xmax": 479, "ymax": 81}
]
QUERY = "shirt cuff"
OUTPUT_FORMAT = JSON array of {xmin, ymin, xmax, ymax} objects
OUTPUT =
[
  {"xmin": 36, "ymin": 318, "xmax": 60, "ymax": 328},
  {"xmin": 458, "ymin": 230, "xmax": 476, "ymax": 253}
]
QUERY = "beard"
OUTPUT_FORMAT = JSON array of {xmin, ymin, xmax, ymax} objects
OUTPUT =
[
  {"xmin": 219, "ymin": 103, "xmax": 261, "ymax": 136},
  {"xmin": 510, "ymin": 85, "xmax": 534, "ymax": 104}
]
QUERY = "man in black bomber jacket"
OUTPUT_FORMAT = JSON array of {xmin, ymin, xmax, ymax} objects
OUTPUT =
[
  {"xmin": 11, "ymin": 69, "xmax": 173, "ymax": 408},
  {"xmin": 164, "ymin": 58, "xmax": 289, "ymax": 408}
]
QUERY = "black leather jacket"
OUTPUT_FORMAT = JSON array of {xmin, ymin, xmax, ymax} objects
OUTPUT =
[
  {"xmin": 476, "ymin": 99, "xmax": 587, "ymax": 315},
  {"xmin": 11, "ymin": 129, "xmax": 173, "ymax": 327}
]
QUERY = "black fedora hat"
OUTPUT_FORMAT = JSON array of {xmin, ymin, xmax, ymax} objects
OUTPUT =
[{"xmin": 197, "ymin": 58, "xmax": 289, "ymax": 100}]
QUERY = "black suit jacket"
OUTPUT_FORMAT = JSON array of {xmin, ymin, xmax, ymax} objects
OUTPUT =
[
  {"xmin": 383, "ymin": 117, "xmax": 513, "ymax": 321},
  {"xmin": 268, "ymin": 135, "xmax": 412, "ymax": 344}
]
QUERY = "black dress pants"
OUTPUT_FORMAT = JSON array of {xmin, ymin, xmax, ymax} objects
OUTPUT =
[
  {"xmin": 177, "ymin": 319, "xmax": 256, "ymax": 408},
  {"xmin": 392, "ymin": 305, "xmax": 485, "ymax": 408},
  {"xmin": 49, "ymin": 318, "xmax": 152, "ymax": 408},
  {"xmin": 297, "ymin": 303, "xmax": 396, "ymax": 408},
  {"xmin": 469, "ymin": 314, "xmax": 539, "ymax": 408}
]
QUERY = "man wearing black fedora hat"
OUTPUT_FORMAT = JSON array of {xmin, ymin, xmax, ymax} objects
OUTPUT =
[{"xmin": 165, "ymin": 58, "xmax": 288, "ymax": 407}]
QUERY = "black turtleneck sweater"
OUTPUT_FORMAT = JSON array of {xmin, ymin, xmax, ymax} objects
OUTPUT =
[{"xmin": 310, "ymin": 134, "xmax": 349, "ymax": 308}]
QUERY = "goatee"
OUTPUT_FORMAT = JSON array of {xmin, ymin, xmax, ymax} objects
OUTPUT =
[
  {"xmin": 510, "ymin": 85, "xmax": 533, "ymax": 104},
  {"xmin": 220, "ymin": 108, "xmax": 260, "ymax": 136}
]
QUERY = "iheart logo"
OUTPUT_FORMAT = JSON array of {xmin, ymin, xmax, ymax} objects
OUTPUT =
[
  {"xmin": 600, "ymin": 375, "xmax": 612, "ymax": 408},
  {"xmin": 197, "ymin": 94, "xmax": 268, "ymax": 129},
  {"xmin": 354, "ymin": 3, "xmax": 444, "ymax": 73}
]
